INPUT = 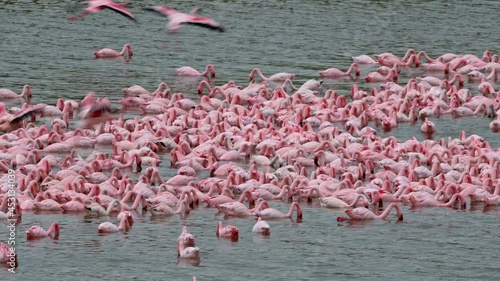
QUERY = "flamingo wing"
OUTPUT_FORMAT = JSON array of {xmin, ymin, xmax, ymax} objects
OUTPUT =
[
  {"xmin": 144, "ymin": 6, "xmax": 177, "ymax": 17},
  {"xmin": 183, "ymin": 16, "xmax": 225, "ymax": 32},
  {"xmin": 10, "ymin": 104, "xmax": 46, "ymax": 124},
  {"xmin": 102, "ymin": 3, "xmax": 136, "ymax": 21}
]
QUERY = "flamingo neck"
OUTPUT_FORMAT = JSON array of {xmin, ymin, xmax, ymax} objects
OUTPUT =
[
  {"xmin": 285, "ymin": 202, "xmax": 302, "ymax": 219},
  {"xmin": 378, "ymin": 203, "xmax": 403, "ymax": 220},
  {"xmin": 348, "ymin": 194, "xmax": 367, "ymax": 207},
  {"xmin": 46, "ymin": 222, "xmax": 60, "ymax": 237},
  {"xmin": 118, "ymin": 217, "xmax": 130, "ymax": 231},
  {"xmin": 106, "ymin": 199, "xmax": 120, "ymax": 215}
]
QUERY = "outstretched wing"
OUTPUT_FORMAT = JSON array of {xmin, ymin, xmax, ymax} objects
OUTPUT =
[
  {"xmin": 103, "ymin": 4, "xmax": 137, "ymax": 22},
  {"xmin": 10, "ymin": 104, "xmax": 46, "ymax": 124},
  {"xmin": 183, "ymin": 16, "xmax": 225, "ymax": 32},
  {"xmin": 84, "ymin": 100, "xmax": 112, "ymax": 119},
  {"xmin": 144, "ymin": 5, "xmax": 177, "ymax": 17}
]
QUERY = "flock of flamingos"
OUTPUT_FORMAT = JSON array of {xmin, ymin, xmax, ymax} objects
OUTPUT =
[{"xmin": 1, "ymin": 2, "xmax": 500, "ymax": 280}]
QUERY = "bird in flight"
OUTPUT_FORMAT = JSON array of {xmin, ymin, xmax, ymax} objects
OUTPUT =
[
  {"xmin": 145, "ymin": 6, "xmax": 225, "ymax": 32},
  {"xmin": 69, "ymin": 0, "xmax": 137, "ymax": 22}
]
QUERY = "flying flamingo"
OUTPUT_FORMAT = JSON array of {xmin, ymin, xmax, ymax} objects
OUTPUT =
[
  {"xmin": 69, "ymin": 0, "xmax": 136, "ymax": 22},
  {"xmin": 337, "ymin": 203, "xmax": 404, "ymax": 221},
  {"xmin": 0, "ymin": 84, "xmax": 32, "ymax": 100},
  {"xmin": 252, "ymin": 217, "xmax": 271, "ymax": 235},
  {"xmin": 93, "ymin": 44, "xmax": 133, "ymax": 58},
  {"xmin": 78, "ymin": 93, "xmax": 116, "ymax": 128},
  {"xmin": 26, "ymin": 222, "xmax": 60, "ymax": 240},
  {"xmin": 216, "ymin": 221, "xmax": 239, "ymax": 240},
  {"xmin": 146, "ymin": 6, "xmax": 225, "ymax": 32},
  {"xmin": 176, "ymin": 64, "xmax": 216, "ymax": 77},
  {"xmin": 249, "ymin": 68, "xmax": 295, "ymax": 82}
]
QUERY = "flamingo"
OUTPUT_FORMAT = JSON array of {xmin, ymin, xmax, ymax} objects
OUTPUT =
[
  {"xmin": 252, "ymin": 217, "xmax": 271, "ymax": 235},
  {"xmin": 409, "ymin": 193, "xmax": 466, "ymax": 208},
  {"xmin": 0, "ymin": 104, "xmax": 46, "ymax": 133},
  {"xmin": 177, "ymin": 226, "xmax": 200, "ymax": 259},
  {"xmin": 26, "ymin": 222, "xmax": 60, "ymax": 240},
  {"xmin": 216, "ymin": 221, "xmax": 239, "ymax": 240},
  {"xmin": 421, "ymin": 118, "xmax": 436, "ymax": 133},
  {"xmin": 0, "ymin": 84, "xmax": 32, "ymax": 100},
  {"xmin": 352, "ymin": 55, "xmax": 378, "ymax": 64},
  {"xmin": 146, "ymin": 6, "xmax": 225, "ymax": 32},
  {"xmin": 0, "ymin": 242, "xmax": 17, "ymax": 269},
  {"xmin": 98, "ymin": 215, "xmax": 131, "ymax": 234},
  {"xmin": 69, "ymin": 0, "xmax": 136, "ymax": 22},
  {"xmin": 78, "ymin": 94, "xmax": 116, "ymax": 128},
  {"xmin": 337, "ymin": 203, "xmax": 404, "ymax": 221},
  {"xmin": 254, "ymin": 202, "xmax": 303, "ymax": 220},
  {"xmin": 176, "ymin": 64, "xmax": 216, "ymax": 77},
  {"xmin": 84, "ymin": 199, "xmax": 120, "ymax": 216},
  {"xmin": 249, "ymin": 68, "xmax": 295, "ymax": 82},
  {"xmin": 149, "ymin": 199, "xmax": 190, "ymax": 216},
  {"xmin": 318, "ymin": 63, "xmax": 360, "ymax": 78},
  {"xmin": 93, "ymin": 44, "xmax": 133, "ymax": 58}
]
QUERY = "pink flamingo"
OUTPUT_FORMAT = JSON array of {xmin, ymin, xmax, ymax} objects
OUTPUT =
[
  {"xmin": 0, "ymin": 242, "xmax": 18, "ymax": 269},
  {"xmin": 352, "ymin": 55, "xmax": 378, "ymax": 64},
  {"xmin": 26, "ymin": 222, "xmax": 60, "ymax": 240},
  {"xmin": 85, "ymin": 199, "xmax": 120, "ymax": 216},
  {"xmin": 216, "ymin": 221, "xmax": 239, "ymax": 240},
  {"xmin": 254, "ymin": 202, "xmax": 303, "ymax": 220},
  {"xmin": 421, "ymin": 118, "xmax": 436, "ymax": 133},
  {"xmin": 98, "ymin": 215, "xmax": 131, "ymax": 234},
  {"xmin": 93, "ymin": 44, "xmax": 133, "ymax": 58},
  {"xmin": 0, "ymin": 103, "xmax": 46, "ymax": 133},
  {"xmin": 249, "ymin": 68, "xmax": 295, "ymax": 82},
  {"xmin": 177, "ymin": 226, "xmax": 200, "ymax": 259},
  {"xmin": 69, "ymin": 0, "xmax": 136, "ymax": 22},
  {"xmin": 318, "ymin": 63, "xmax": 360, "ymax": 78},
  {"xmin": 337, "ymin": 203, "xmax": 404, "ymax": 221},
  {"xmin": 146, "ymin": 6, "xmax": 225, "ymax": 32},
  {"xmin": 0, "ymin": 84, "xmax": 32, "ymax": 100},
  {"xmin": 252, "ymin": 217, "xmax": 271, "ymax": 235},
  {"xmin": 176, "ymin": 64, "xmax": 216, "ymax": 77},
  {"xmin": 409, "ymin": 193, "xmax": 466, "ymax": 208},
  {"xmin": 150, "ymin": 199, "xmax": 190, "ymax": 216},
  {"xmin": 365, "ymin": 69, "xmax": 397, "ymax": 82},
  {"xmin": 78, "ymin": 94, "xmax": 116, "ymax": 128}
]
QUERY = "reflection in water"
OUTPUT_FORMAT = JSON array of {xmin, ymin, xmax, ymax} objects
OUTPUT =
[{"xmin": 177, "ymin": 257, "xmax": 201, "ymax": 267}]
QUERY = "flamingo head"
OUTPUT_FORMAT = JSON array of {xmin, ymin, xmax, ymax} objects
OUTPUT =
[
  {"xmin": 25, "ymin": 226, "xmax": 42, "ymax": 240},
  {"xmin": 261, "ymin": 227, "xmax": 270, "ymax": 236},
  {"xmin": 181, "ymin": 234, "xmax": 196, "ymax": 247},
  {"xmin": 229, "ymin": 227, "xmax": 239, "ymax": 239},
  {"xmin": 336, "ymin": 216, "xmax": 349, "ymax": 222}
]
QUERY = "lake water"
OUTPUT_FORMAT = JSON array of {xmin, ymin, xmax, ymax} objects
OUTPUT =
[{"xmin": 1, "ymin": 1, "xmax": 499, "ymax": 280}]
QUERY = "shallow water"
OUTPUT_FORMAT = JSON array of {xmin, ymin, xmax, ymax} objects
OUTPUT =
[{"xmin": 1, "ymin": 1, "xmax": 500, "ymax": 280}]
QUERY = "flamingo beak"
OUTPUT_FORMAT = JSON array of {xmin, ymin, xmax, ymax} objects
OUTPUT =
[{"xmin": 337, "ymin": 216, "xmax": 349, "ymax": 222}]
